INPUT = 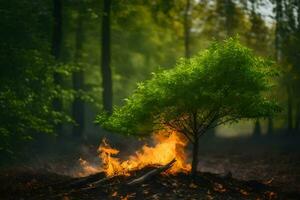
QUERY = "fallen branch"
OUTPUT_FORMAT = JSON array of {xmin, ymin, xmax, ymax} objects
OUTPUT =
[
  {"xmin": 82, "ymin": 176, "xmax": 111, "ymax": 189},
  {"xmin": 127, "ymin": 159, "xmax": 176, "ymax": 186},
  {"xmin": 68, "ymin": 172, "xmax": 106, "ymax": 188},
  {"xmin": 38, "ymin": 173, "xmax": 108, "ymax": 199},
  {"xmin": 46, "ymin": 178, "xmax": 111, "ymax": 200}
]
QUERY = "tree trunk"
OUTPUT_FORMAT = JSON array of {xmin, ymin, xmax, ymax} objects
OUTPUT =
[
  {"xmin": 72, "ymin": 6, "xmax": 84, "ymax": 137},
  {"xmin": 184, "ymin": 0, "xmax": 191, "ymax": 58},
  {"xmin": 295, "ymin": 102, "xmax": 300, "ymax": 133},
  {"xmin": 191, "ymin": 135, "xmax": 199, "ymax": 176},
  {"xmin": 267, "ymin": 116, "xmax": 273, "ymax": 135},
  {"xmin": 287, "ymin": 86, "xmax": 293, "ymax": 133},
  {"xmin": 224, "ymin": 0, "xmax": 235, "ymax": 37},
  {"xmin": 275, "ymin": 0, "xmax": 283, "ymax": 61},
  {"xmin": 52, "ymin": 0, "xmax": 63, "ymax": 134},
  {"xmin": 101, "ymin": 0, "xmax": 113, "ymax": 114},
  {"xmin": 52, "ymin": 0, "xmax": 62, "ymax": 59},
  {"xmin": 253, "ymin": 119, "xmax": 261, "ymax": 137}
]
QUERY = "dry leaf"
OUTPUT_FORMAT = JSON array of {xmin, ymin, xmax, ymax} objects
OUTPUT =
[
  {"xmin": 112, "ymin": 191, "xmax": 118, "ymax": 197},
  {"xmin": 128, "ymin": 193, "xmax": 136, "ymax": 198},
  {"xmin": 62, "ymin": 196, "xmax": 70, "ymax": 200},
  {"xmin": 143, "ymin": 190, "xmax": 149, "ymax": 194},
  {"xmin": 265, "ymin": 191, "xmax": 277, "ymax": 199},
  {"xmin": 172, "ymin": 182, "xmax": 178, "ymax": 187},
  {"xmin": 213, "ymin": 183, "xmax": 226, "ymax": 193},
  {"xmin": 263, "ymin": 178, "xmax": 274, "ymax": 185},
  {"xmin": 162, "ymin": 182, "xmax": 168, "ymax": 187},
  {"xmin": 121, "ymin": 195, "xmax": 129, "ymax": 200},
  {"xmin": 152, "ymin": 194, "xmax": 159, "ymax": 200},
  {"xmin": 189, "ymin": 183, "xmax": 198, "ymax": 188},
  {"xmin": 240, "ymin": 189, "xmax": 249, "ymax": 196}
]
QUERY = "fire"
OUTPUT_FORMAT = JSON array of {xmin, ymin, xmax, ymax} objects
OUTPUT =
[
  {"xmin": 79, "ymin": 130, "xmax": 191, "ymax": 177},
  {"xmin": 77, "ymin": 158, "xmax": 101, "ymax": 177}
]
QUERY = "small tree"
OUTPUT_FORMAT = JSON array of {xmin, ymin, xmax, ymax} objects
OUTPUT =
[{"xmin": 97, "ymin": 38, "xmax": 280, "ymax": 176}]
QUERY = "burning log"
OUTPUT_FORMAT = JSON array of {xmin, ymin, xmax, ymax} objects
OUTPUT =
[{"xmin": 127, "ymin": 159, "xmax": 176, "ymax": 186}]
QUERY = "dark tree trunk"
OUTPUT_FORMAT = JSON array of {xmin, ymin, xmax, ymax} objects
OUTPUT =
[
  {"xmin": 52, "ymin": 0, "xmax": 63, "ymax": 134},
  {"xmin": 52, "ymin": 0, "xmax": 62, "ymax": 59},
  {"xmin": 72, "ymin": 6, "xmax": 84, "ymax": 137},
  {"xmin": 295, "ymin": 102, "xmax": 300, "ymax": 133},
  {"xmin": 191, "ymin": 135, "xmax": 199, "ymax": 176},
  {"xmin": 184, "ymin": 0, "xmax": 191, "ymax": 58},
  {"xmin": 272, "ymin": 0, "xmax": 284, "ymax": 136},
  {"xmin": 253, "ymin": 119, "xmax": 261, "ymax": 137},
  {"xmin": 287, "ymin": 86, "xmax": 293, "ymax": 133},
  {"xmin": 267, "ymin": 116, "xmax": 273, "ymax": 135},
  {"xmin": 296, "ymin": 2, "xmax": 300, "ymax": 134},
  {"xmin": 275, "ymin": 0, "xmax": 283, "ymax": 62},
  {"xmin": 224, "ymin": 0, "xmax": 236, "ymax": 36},
  {"xmin": 297, "ymin": 0, "xmax": 300, "ymax": 31},
  {"xmin": 101, "ymin": 0, "xmax": 113, "ymax": 114}
]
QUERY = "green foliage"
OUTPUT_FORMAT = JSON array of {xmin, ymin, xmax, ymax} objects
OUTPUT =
[
  {"xmin": 97, "ymin": 38, "xmax": 280, "ymax": 138},
  {"xmin": 0, "ymin": 0, "xmax": 72, "ymax": 157}
]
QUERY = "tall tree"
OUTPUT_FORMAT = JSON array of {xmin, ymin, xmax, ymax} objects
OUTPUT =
[
  {"xmin": 101, "ymin": 0, "xmax": 113, "ymax": 114},
  {"xmin": 215, "ymin": 0, "xmax": 240, "ymax": 38},
  {"xmin": 274, "ymin": 0, "xmax": 284, "ymax": 60},
  {"xmin": 223, "ymin": 0, "xmax": 237, "ymax": 36},
  {"xmin": 52, "ymin": 0, "xmax": 63, "ymax": 134},
  {"xmin": 72, "ymin": 2, "xmax": 85, "ymax": 137},
  {"xmin": 247, "ymin": 0, "xmax": 269, "ymax": 136},
  {"xmin": 253, "ymin": 119, "xmax": 262, "ymax": 137},
  {"xmin": 184, "ymin": 0, "xmax": 191, "ymax": 58},
  {"xmin": 283, "ymin": 0, "xmax": 300, "ymax": 133},
  {"xmin": 294, "ymin": 0, "xmax": 300, "ymax": 132},
  {"xmin": 273, "ymin": 0, "xmax": 294, "ymax": 132}
]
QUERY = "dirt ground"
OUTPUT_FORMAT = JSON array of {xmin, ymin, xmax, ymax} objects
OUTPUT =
[{"xmin": 0, "ymin": 164, "xmax": 298, "ymax": 200}]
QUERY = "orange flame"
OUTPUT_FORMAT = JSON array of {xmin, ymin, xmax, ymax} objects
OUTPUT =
[
  {"xmin": 79, "ymin": 129, "xmax": 191, "ymax": 177},
  {"xmin": 77, "ymin": 158, "xmax": 101, "ymax": 177}
]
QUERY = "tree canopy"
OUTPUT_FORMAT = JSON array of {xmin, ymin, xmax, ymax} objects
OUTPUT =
[{"xmin": 97, "ymin": 38, "xmax": 280, "ymax": 138}]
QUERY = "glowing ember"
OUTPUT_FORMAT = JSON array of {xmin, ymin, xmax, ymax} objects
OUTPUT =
[{"xmin": 79, "ymin": 130, "xmax": 191, "ymax": 177}]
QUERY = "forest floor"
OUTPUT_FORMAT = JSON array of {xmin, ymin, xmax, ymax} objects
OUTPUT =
[
  {"xmin": 0, "ymin": 152, "xmax": 299, "ymax": 200},
  {"xmin": 0, "ymin": 135, "xmax": 299, "ymax": 200},
  {"xmin": 0, "ymin": 165, "xmax": 299, "ymax": 200}
]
